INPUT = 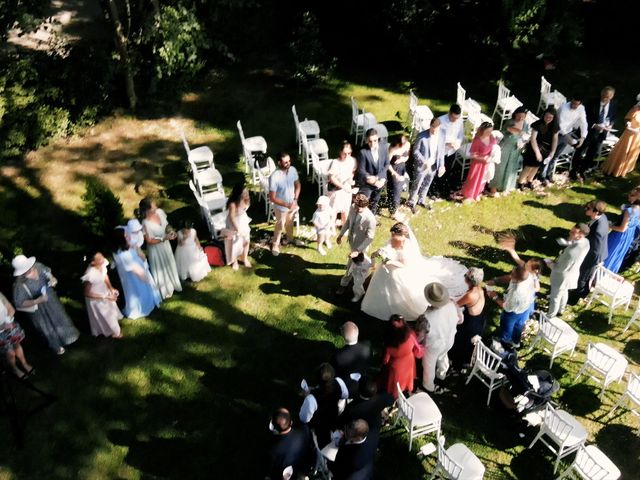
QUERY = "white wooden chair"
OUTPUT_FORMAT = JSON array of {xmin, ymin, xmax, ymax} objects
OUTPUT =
[
  {"xmin": 586, "ymin": 265, "xmax": 634, "ymax": 324},
  {"xmin": 552, "ymin": 143, "xmax": 575, "ymax": 176},
  {"xmin": 452, "ymin": 142, "xmax": 473, "ymax": 182},
  {"xmin": 595, "ymin": 132, "xmax": 619, "ymax": 166},
  {"xmin": 194, "ymin": 168, "xmax": 226, "ymax": 213},
  {"xmin": 528, "ymin": 404, "xmax": 588, "ymax": 474},
  {"xmin": 188, "ymin": 180, "xmax": 227, "ymax": 239},
  {"xmin": 574, "ymin": 343, "xmax": 628, "ymax": 399},
  {"xmin": 537, "ymin": 76, "xmax": 552, "ymax": 113},
  {"xmin": 607, "ymin": 372, "xmax": 640, "ymax": 419},
  {"xmin": 310, "ymin": 150, "xmax": 332, "ymax": 197},
  {"xmin": 521, "ymin": 111, "xmax": 539, "ymax": 144},
  {"xmin": 236, "ymin": 120, "xmax": 267, "ymax": 177},
  {"xmin": 292, "ymin": 105, "xmax": 320, "ymax": 154},
  {"xmin": 492, "ymin": 81, "xmax": 523, "ymax": 130},
  {"xmin": 456, "ymin": 82, "xmax": 482, "ymax": 120},
  {"xmin": 254, "ymin": 157, "xmax": 276, "ymax": 214},
  {"xmin": 430, "ymin": 435, "xmax": 485, "ymax": 480},
  {"xmin": 300, "ymin": 132, "xmax": 329, "ymax": 176},
  {"xmin": 528, "ymin": 312, "xmax": 579, "ymax": 368},
  {"xmin": 394, "ymin": 382, "xmax": 441, "ymax": 451},
  {"xmin": 180, "ymin": 128, "xmax": 214, "ymax": 170},
  {"xmin": 465, "ymin": 342, "xmax": 506, "ymax": 406},
  {"xmin": 408, "ymin": 89, "xmax": 434, "ymax": 140},
  {"xmin": 557, "ymin": 444, "xmax": 621, "ymax": 480},
  {"xmin": 351, "ymin": 97, "xmax": 377, "ymax": 146}
]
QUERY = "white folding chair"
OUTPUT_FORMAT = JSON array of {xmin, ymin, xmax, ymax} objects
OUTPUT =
[
  {"xmin": 301, "ymin": 132, "xmax": 329, "ymax": 176},
  {"xmin": 586, "ymin": 265, "xmax": 634, "ymax": 324},
  {"xmin": 557, "ymin": 444, "xmax": 621, "ymax": 480},
  {"xmin": 409, "ymin": 89, "xmax": 434, "ymax": 139},
  {"xmin": 430, "ymin": 435, "xmax": 485, "ymax": 480},
  {"xmin": 528, "ymin": 404, "xmax": 588, "ymax": 474},
  {"xmin": 552, "ymin": 143, "xmax": 575, "ymax": 176},
  {"xmin": 292, "ymin": 105, "xmax": 320, "ymax": 154},
  {"xmin": 180, "ymin": 129, "xmax": 214, "ymax": 170},
  {"xmin": 528, "ymin": 312, "xmax": 579, "ymax": 367},
  {"xmin": 351, "ymin": 97, "xmax": 377, "ymax": 146},
  {"xmin": 310, "ymin": 151, "xmax": 332, "ymax": 197},
  {"xmin": 595, "ymin": 132, "xmax": 619, "ymax": 165},
  {"xmin": 456, "ymin": 82, "xmax": 482, "ymax": 120},
  {"xmin": 521, "ymin": 111, "xmax": 539, "ymax": 144},
  {"xmin": 237, "ymin": 120, "xmax": 267, "ymax": 176},
  {"xmin": 537, "ymin": 76, "xmax": 552, "ymax": 113},
  {"xmin": 465, "ymin": 341, "xmax": 506, "ymax": 406},
  {"xmin": 575, "ymin": 343, "xmax": 628, "ymax": 399},
  {"xmin": 394, "ymin": 383, "xmax": 441, "ymax": 451},
  {"xmin": 492, "ymin": 81, "xmax": 523, "ymax": 130},
  {"xmin": 452, "ymin": 142, "xmax": 473, "ymax": 182},
  {"xmin": 254, "ymin": 157, "xmax": 276, "ymax": 214},
  {"xmin": 371, "ymin": 123, "xmax": 389, "ymax": 144},
  {"xmin": 194, "ymin": 168, "xmax": 226, "ymax": 213},
  {"xmin": 608, "ymin": 372, "xmax": 640, "ymax": 419}
]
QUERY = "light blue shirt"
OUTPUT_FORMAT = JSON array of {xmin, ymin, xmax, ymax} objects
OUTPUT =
[{"xmin": 269, "ymin": 166, "xmax": 299, "ymax": 212}]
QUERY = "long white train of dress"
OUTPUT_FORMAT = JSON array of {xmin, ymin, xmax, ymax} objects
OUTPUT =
[{"xmin": 360, "ymin": 229, "xmax": 468, "ymax": 321}]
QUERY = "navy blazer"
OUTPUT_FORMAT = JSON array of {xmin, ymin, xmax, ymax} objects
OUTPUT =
[
  {"xmin": 356, "ymin": 143, "xmax": 390, "ymax": 190},
  {"xmin": 587, "ymin": 214, "xmax": 609, "ymax": 264},
  {"xmin": 412, "ymin": 129, "xmax": 442, "ymax": 171},
  {"xmin": 586, "ymin": 99, "xmax": 616, "ymax": 141}
]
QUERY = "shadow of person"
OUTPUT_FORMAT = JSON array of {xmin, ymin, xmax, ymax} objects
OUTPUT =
[
  {"xmin": 522, "ymin": 200, "xmax": 585, "ymax": 223},
  {"xmin": 594, "ymin": 423, "xmax": 640, "ymax": 478},
  {"xmin": 623, "ymin": 339, "xmax": 640, "ymax": 364},
  {"xmin": 510, "ymin": 446, "xmax": 557, "ymax": 479}
]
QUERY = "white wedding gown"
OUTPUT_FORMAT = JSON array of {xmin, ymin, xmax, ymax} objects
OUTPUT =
[{"xmin": 361, "ymin": 229, "xmax": 468, "ymax": 321}]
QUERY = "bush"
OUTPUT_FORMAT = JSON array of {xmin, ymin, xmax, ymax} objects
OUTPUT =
[
  {"xmin": 288, "ymin": 11, "xmax": 335, "ymax": 85},
  {"xmin": 81, "ymin": 178, "xmax": 125, "ymax": 240}
]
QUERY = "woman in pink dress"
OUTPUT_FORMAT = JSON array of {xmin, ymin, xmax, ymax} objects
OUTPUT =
[
  {"xmin": 82, "ymin": 252, "xmax": 123, "ymax": 338},
  {"xmin": 460, "ymin": 122, "xmax": 496, "ymax": 201}
]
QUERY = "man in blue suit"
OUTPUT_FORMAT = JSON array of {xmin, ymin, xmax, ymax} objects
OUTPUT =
[
  {"xmin": 407, "ymin": 117, "xmax": 442, "ymax": 213},
  {"xmin": 571, "ymin": 86, "xmax": 616, "ymax": 180},
  {"xmin": 356, "ymin": 128, "xmax": 390, "ymax": 215}
]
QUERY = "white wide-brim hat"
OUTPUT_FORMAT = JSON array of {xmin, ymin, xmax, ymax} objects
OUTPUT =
[
  {"xmin": 126, "ymin": 219, "xmax": 144, "ymax": 248},
  {"xmin": 316, "ymin": 195, "xmax": 330, "ymax": 207},
  {"xmin": 12, "ymin": 254, "xmax": 36, "ymax": 277}
]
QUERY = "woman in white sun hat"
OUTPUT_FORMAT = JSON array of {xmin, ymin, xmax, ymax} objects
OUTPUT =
[{"xmin": 12, "ymin": 254, "xmax": 79, "ymax": 355}]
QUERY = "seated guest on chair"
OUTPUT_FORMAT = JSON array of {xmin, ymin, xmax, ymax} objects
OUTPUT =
[
  {"xmin": 265, "ymin": 407, "xmax": 314, "ymax": 480},
  {"xmin": 330, "ymin": 321, "xmax": 371, "ymax": 384},
  {"xmin": 332, "ymin": 419, "xmax": 377, "ymax": 480},
  {"xmin": 355, "ymin": 128, "xmax": 390, "ymax": 215}
]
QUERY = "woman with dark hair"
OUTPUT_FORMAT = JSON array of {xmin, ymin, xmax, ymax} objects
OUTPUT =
[
  {"xmin": 460, "ymin": 122, "xmax": 497, "ymax": 201},
  {"xmin": 82, "ymin": 252, "xmax": 123, "ymax": 338},
  {"xmin": 386, "ymin": 134, "xmax": 410, "ymax": 217},
  {"xmin": 112, "ymin": 228, "xmax": 161, "ymax": 319},
  {"xmin": 361, "ymin": 222, "xmax": 468, "ymax": 321},
  {"xmin": 174, "ymin": 220, "xmax": 210, "ymax": 282},
  {"xmin": 224, "ymin": 182, "xmax": 252, "ymax": 270},
  {"xmin": 517, "ymin": 107, "xmax": 559, "ymax": 189},
  {"xmin": 327, "ymin": 141, "xmax": 357, "ymax": 226},
  {"xmin": 0, "ymin": 291, "xmax": 33, "ymax": 377},
  {"xmin": 379, "ymin": 315, "xmax": 424, "ymax": 397},
  {"xmin": 139, "ymin": 197, "xmax": 182, "ymax": 298}
]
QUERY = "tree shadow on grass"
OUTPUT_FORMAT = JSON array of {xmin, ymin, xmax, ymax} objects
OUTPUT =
[
  {"xmin": 594, "ymin": 423, "xmax": 640, "ymax": 478},
  {"xmin": 559, "ymin": 383, "xmax": 602, "ymax": 416},
  {"xmin": 572, "ymin": 309, "xmax": 611, "ymax": 336},
  {"xmin": 510, "ymin": 447, "xmax": 558, "ymax": 480},
  {"xmin": 623, "ymin": 339, "xmax": 640, "ymax": 363}
]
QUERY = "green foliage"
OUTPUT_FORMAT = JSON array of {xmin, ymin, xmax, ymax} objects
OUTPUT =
[
  {"xmin": 144, "ymin": 4, "xmax": 209, "ymax": 81},
  {"xmin": 288, "ymin": 11, "xmax": 335, "ymax": 85},
  {"xmin": 81, "ymin": 178, "xmax": 125, "ymax": 240}
]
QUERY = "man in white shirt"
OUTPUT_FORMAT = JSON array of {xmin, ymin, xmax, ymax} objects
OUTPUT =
[
  {"xmin": 269, "ymin": 152, "xmax": 302, "ymax": 256},
  {"xmin": 541, "ymin": 96, "xmax": 588, "ymax": 182},
  {"xmin": 407, "ymin": 117, "xmax": 441, "ymax": 212},
  {"xmin": 430, "ymin": 104, "xmax": 464, "ymax": 197}
]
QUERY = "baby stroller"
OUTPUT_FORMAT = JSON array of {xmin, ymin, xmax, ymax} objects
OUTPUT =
[{"xmin": 491, "ymin": 340, "xmax": 560, "ymax": 415}]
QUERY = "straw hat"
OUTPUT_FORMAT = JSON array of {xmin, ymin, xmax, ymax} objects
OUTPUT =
[
  {"xmin": 12, "ymin": 254, "xmax": 36, "ymax": 277},
  {"xmin": 424, "ymin": 282, "xmax": 450, "ymax": 308}
]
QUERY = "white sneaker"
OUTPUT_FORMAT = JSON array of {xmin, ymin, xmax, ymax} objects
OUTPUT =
[
  {"xmin": 318, "ymin": 247, "xmax": 326, "ymax": 256},
  {"xmin": 325, "ymin": 240, "xmax": 332, "ymax": 249},
  {"xmin": 351, "ymin": 294, "xmax": 363, "ymax": 302}
]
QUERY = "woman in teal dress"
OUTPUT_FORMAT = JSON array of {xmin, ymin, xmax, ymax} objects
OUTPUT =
[
  {"xmin": 604, "ymin": 188, "xmax": 640, "ymax": 273},
  {"xmin": 490, "ymin": 119, "xmax": 523, "ymax": 194}
]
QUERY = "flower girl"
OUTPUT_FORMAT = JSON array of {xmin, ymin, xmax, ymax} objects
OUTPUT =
[
  {"xmin": 312, "ymin": 195, "xmax": 334, "ymax": 255},
  {"xmin": 174, "ymin": 220, "xmax": 211, "ymax": 282}
]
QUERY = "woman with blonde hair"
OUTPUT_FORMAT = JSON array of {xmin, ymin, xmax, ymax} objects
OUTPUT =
[{"xmin": 602, "ymin": 94, "xmax": 640, "ymax": 177}]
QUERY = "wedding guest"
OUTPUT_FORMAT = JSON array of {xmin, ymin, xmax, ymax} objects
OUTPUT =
[
  {"xmin": 332, "ymin": 419, "xmax": 377, "ymax": 480},
  {"xmin": 489, "ymin": 119, "xmax": 523, "ymax": 195},
  {"xmin": 327, "ymin": 141, "xmax": 357, "ymax": 227},
  {"xmin": 312, "ymin": 195, "xmax": 333, "ymax": 256},
  {"xmin": 347, "ymin": 252, "xmax": 372, "ymax": 303},
  {"xmin": 431, "ymin": 104, "xmax": 464, "ymax": 197},
  {"xmin": 355, "ymin": 129, "xmax": 390, "ymax": 215},
  {"xmin": 330, "ymin": 321, "xmax": 371, "ymax": 382},
  {"xmin": 265, "ymin": 407, "xmax": 314, "ymax": 480},
  {"xmin": 0, "ymin": 291, "xmax": 34, "ymax": 378},
  {"xmin": 546, "ymin": 224, "xmax": 590, "ymax": 318},
  {"xmin": 175, "ymin": 220, "xmax": 211, "ymax": 281},
  {"xmin": 12, "ymin": 254, "xmax": 79, "ymax": 355},
  {"xmin": 460, "ymin": 122, "xmax": 496, "ymax": 201},
  {"xmin": 517, "ymin": 107, "xmax": 559, "ymax": 190},
  {"xmin": 82, "ymin": 252, "xmax": 123, "ymax": 338},
  {"xmin": 386, "ymin": 134, "xmax": 410, "ymax": 217},
  {"xmin": 270, "ymin": 152, "xmax": 302, "ymax": 255},
  {"xmin": 604, "ymin": 187, "xmax": 640, "ymax": 273},
  {"xmin": 139, "ymin": 197, "xmax": 182, "ymax": 299},
  {"xmin": 421, "ymin": 283, "xmax": 461, "ymax": 393},
  {"xmin": 379, "ymin": 315, "xmax": 423, "ymax": 398},
  {"xmin": 224, "ymin": 183, "xmax": 252, "ymax": 270},
  {"xmin": 450, "ymin": 268, "xmax": 486, "ymax": 369},
  {"xmin": 336, "ymin": 194, "xmax": 377, "ymax": 296},
  {"xmin": 407, "ymin": 118, "xmax": 442, "ymax": 212},
  {"xmin": 602, "ymin": 94, "xmax": 640, "ymax": 177}
]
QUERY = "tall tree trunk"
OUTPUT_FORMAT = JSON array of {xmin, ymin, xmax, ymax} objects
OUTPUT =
[{"xmin": 106, "ymin": 0, "xmax": 137, "ymax": 111}]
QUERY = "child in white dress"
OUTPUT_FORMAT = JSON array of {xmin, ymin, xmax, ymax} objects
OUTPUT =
[
  {"xmin": 174, "ymin": 221, "xmax": 211, "ymax": 282},
  {"xmin": 348, "ymin": 252, "xmax": 372, "ymax": 302},
  {"xmin": 312, "ymin": 195, "xmax": 334, "ymax": 255}
]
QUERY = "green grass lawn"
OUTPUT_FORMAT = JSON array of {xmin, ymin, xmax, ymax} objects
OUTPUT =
[{"xmin": 0, "ymin": 67, "xmax": 639, "ymax": 479}]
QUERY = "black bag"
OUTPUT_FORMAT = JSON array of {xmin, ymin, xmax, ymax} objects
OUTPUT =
[{"xmin": 253, "ymin": 152, "xmax": 269, "ymax": 170}]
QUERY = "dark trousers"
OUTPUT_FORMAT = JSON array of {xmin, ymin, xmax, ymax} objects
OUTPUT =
[
  {"xmin": 571, "ymin": 130, "xmax": 605, "ymax": 178},
  {"xmin": 386, "ymin": 178, "xmax": 404, "ymax": 214},
  {"xmin": 568, "ymin": 260, "xmax": 599, "ymax": 305},
  {"xmin": 361, "ymin": 186, "xmax": 383, "ymax": 215},
  {"xmin": 428, "ymin": 153, "xmax": 459, "ymax": 197}
]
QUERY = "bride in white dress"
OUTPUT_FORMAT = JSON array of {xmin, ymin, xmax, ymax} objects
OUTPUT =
[{"xmin": 361, "ymin": 222, "xmax": 468, "ymax": 321}]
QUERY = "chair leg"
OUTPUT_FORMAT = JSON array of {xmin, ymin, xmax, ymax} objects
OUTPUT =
[
  {"xmin": 528, "ymin": 430, "xmax": 543, "ymax": 449},
  {"xmin": 574, "ymin": 364, "xmax": 587, "ymax": 382},
  {"xmin": 553, "ymin": 451, "xmax": 563, "ymax": 474},
  {"xmin": 607, "ymin": 393, "xmax": 625, "ymax": 417},
  {"xmin": 556, "ymin": 465, "xmax": 573, "ymax": 480}
]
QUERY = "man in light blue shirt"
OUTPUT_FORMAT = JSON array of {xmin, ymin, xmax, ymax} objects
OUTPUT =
[{"xmin": 269, "ymin": 152, "xmax": 301, "ymax": 255}]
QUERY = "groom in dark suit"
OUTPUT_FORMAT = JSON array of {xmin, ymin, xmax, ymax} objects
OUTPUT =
[
  {"xmin": 356, "ymin": 128, "xmax": 390, "ymax": 215},
  {"xmin": 571, "ymin": 86, "xmax": 616, "ymax": 180}
]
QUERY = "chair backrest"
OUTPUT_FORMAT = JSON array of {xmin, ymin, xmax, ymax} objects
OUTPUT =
[
  {"xmin": 300, "ymin": 127, "xmax": 311, "ymax": 158},
  {"xmin": 437, "ymin": 435, "xmax": 464, "ymax": 478},
  {"xmin": 542, "ymin": 404, "xmax": 576, "ymax": 444},
  {"xmin": 472, "ymin": 341, "xmax": 503, "ymax": 373},
  {"xmin": 525, "ymin": 111, "xmax": 539, "ymax": 126},
  {"xmin": 180, "ymin": 129, "xmax": 191, "ymax": 155},
  {"xmin": 497, "ymin": 81, "xmax": 511, "ymax": 102},
  {"xmin": 351, "ymin": 97, "xmax": 360, "ymax": 119},
  {"xmin": 292, "ymin": 105, "xmax": 300, "ymax": 130},
  {"xmin": 456, "ymin": 82, "xmax": 466, "ymax": 108},
  {"xmin": 586, "ymin": 343, "xmax": 618, "ymax": 373},
  {"xmin": 593, "ymin": 265, "xmax": 626, "ymax": 297},
  {"xmin": 396, "ymin": 383, "xmax": 415, "ymax": 426},
  {"xmin": 540, "ymin": 76, "xmax": 551, "ymax": 95},
  {"xmin": 574, "ymin": 445, "xmax": 617, "ymax": 480},
  {"xmin": 409, "ymin": 90, "xmax": 419, "ymax": 113},
  {"xmin": 538, "ymin": 312, "xmax": 563, "ymax": 344},
  {"xmin": 628, "ymin": 373, "xmax": 640, "ymax": 400}
]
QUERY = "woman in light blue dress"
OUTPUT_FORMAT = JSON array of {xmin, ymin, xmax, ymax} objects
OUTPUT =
[
  {"xmin": 113, "ymin": 229, "xmax": 161, "ymax": 319},
  {"xmin": 604, "ymin": 188, "xmax": 640, "ymax": 273}
]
